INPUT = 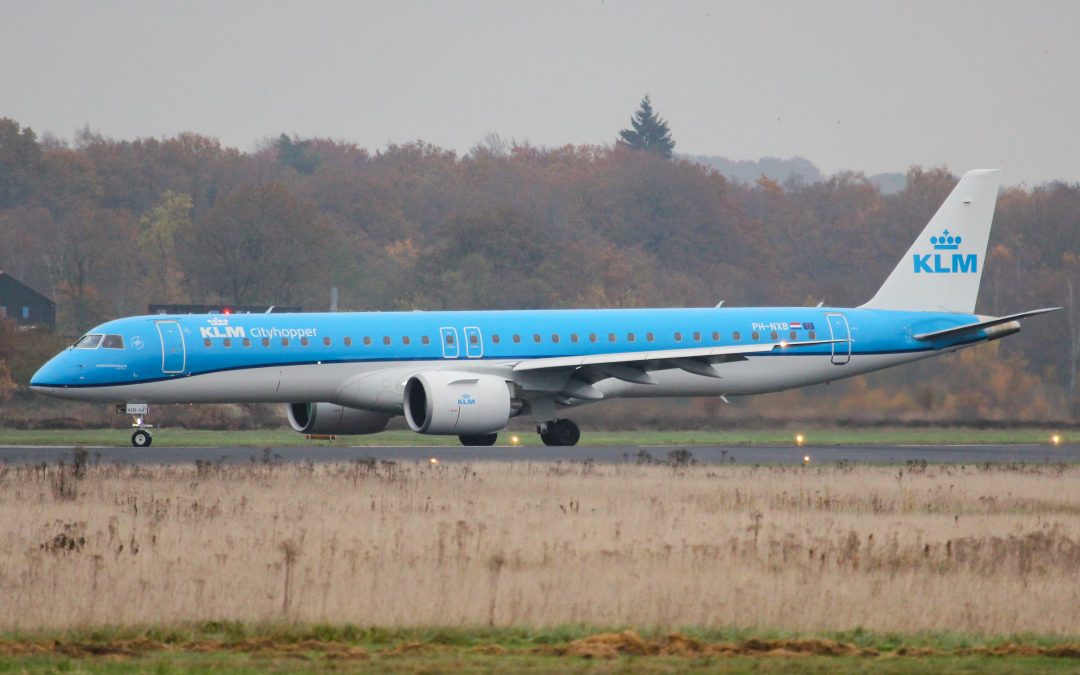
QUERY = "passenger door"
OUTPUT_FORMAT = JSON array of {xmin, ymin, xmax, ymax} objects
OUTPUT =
[
  {"xmin": 156, "ymin": 320, "xmax": 186, "ymax": 373},
  {"xmin": 826, "ymin": 313, "xmax": 851, "ymax": 365}
]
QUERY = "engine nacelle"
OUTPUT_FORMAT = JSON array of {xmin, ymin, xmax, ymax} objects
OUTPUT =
[
  {"xmin": 286, "ymin": 402, "xmax": 391, "ymax": 435},
  {"xmin": 403, "ymin": 371, "xmax": 512, "ymax": 435}
]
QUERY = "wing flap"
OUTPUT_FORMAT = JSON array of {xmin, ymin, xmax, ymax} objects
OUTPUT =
[{"xmin": 511, "ymin": 339, "xmax": 839, "ymax": 373}]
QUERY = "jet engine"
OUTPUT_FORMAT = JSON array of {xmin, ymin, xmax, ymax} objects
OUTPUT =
[
  {"xmin": 403, "ymin": 371, "xmax": 513, "ymax": 435},
  {"xmin": 286, "ymin": 402, "xmax": 391, "ymax": 435}
]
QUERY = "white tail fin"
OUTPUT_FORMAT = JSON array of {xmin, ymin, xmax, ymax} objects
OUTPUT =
[{"xmin": 862, "ymin": 169, "xmax": 1002, "ymax": 313}]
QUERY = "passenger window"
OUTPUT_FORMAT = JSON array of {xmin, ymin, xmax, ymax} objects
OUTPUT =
[
  {"xmin": 74, "ymin": 334, "xmax": 103, "ymax": 349},
  {"xmin": 770, "ymin": 331, "xmax": 778, "ymax": 341},
  {"xmin": 551, "ymin": 334, "xmax": 560, "ymax": 343},
  {"xmin": 513, "ymin": 334, "xmax": 521, "ymax": 343},
  {"xmin": 808, "ymin": 330, "xmax": 817, "ymax": 340},
  {"xmin": 733, "ymin": 331, "xmax": 741, "ymax": 341},
  {"xmin": 627, "ymin": 332, "xmax": 635, "ymax": 342},
  {"xmin": 101, "ymin": 335, "xmax": 125, "ymax": 349},
  {"xmin": 533, "ymin": 334, "xmax": 542, "ymax": 343},
  {"xmin": 422, "ymin": 336, "xmax": 430, "ymax": 345},
  {"xmin": 203, "ymin": 339, "xmax": 212, "ymax": 348},
  {"xmin": 223, "ymin": 338, "xmax": 232, "ymax": 348},
  {"xmin": 589, "ymin": 333, "xmax": 597, "ymax": 343},
  {"xmin": 323, "ymin": 337, "xmax": 331, "ymax": 346},
  {"xmin": 403, "ymin": 336, "xmax": 411, "ymax": 345},
  {"xmin": 693, "ymin": 331, "xmax": 701, "ymax": 341},
  {"xmin": 300, "ymin": 337, "xmax": 309, "ymax": 347},
  {"xmin": 647, "ymin": 332, "xmax": 654, "ymax": 342},
  {"xmin": 281, "ymin": 338, "xmax": 289, "ymax": 346},
  {"xmin": 751, "ymin": 331, "xmax": 759, "ymax": 341},
  {"xmin": 363, "ymin": 336, "xmax": 372, "ymax": 346},
  {"xmin": 492, "ymin": 335, "xmax": 500, "ymax": 344},
  {"xmin": 789, "ymin": 331, "xmax": 797, "ymax": 341},
  {"xmin": 383, "ymin": 336, "xmax": 391, "ymax": 346},
  {"xmin": 711, "ymin": 331, "xmax": 720, "ymax": 341},
  {"xmin": 570, "ymin": 334, "xmax": 579, "ymax": 343},
  {"xmin": 242, "ymin": 338, "xmax": 251, "ymax": 347},
  {"xmin": 344, "ymin": 337, "xmax": 352, "ymax": 346},
  {"xmin": 674, "ymin": 332, "xmax": 682, "ymax": 342},
  {"xmin": 262, "ymin": 338, "xmax": 270, "ymax": 347}
]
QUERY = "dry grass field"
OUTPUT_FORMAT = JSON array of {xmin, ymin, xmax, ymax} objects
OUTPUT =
[{"xmin": 2, "ymin": 454, "xmax": 1080, "ymax": 637}]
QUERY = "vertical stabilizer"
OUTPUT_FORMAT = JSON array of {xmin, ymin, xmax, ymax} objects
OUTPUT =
[{"xmin": 862, "ymin": 169, "xmax": 1001, "ymax": 313}]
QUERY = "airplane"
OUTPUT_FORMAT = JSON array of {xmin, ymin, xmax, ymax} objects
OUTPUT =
[{"xmin": 30, "ymin": 169, "xmax": 1059, "ymax": 448}]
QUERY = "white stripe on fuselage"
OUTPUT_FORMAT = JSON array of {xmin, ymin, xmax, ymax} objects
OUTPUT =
[{"xmin": 35, "ymin": 348, "xmax": 948, "ymax": 409}]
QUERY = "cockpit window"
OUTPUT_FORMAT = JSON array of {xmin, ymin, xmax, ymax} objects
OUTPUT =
[
  {"xmin": 101, "ymin": 335, "xmax": 125, "ymax": 349},
  {"xmin": 73, "ymin": 334, "xmax": 103, "ymax": 349}
]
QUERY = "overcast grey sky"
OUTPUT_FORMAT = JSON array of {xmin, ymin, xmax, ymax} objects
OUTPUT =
[{"xmin": 3, "ymin": 0, "xmax": 1078, "ymax": 184}]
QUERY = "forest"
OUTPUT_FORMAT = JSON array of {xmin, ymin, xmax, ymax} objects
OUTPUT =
[{"xmin": 0, "ymin": 116, "xmax": 1077, "ymax": 426}]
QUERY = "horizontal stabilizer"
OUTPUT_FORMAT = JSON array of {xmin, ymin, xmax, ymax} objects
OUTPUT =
[{"xmin": 913, "ymin": 307, "xmax": 1060, "ymax": 341}]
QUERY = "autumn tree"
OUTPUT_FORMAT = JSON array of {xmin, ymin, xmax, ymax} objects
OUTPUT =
[
  {"xmin": 177, "ymin": 182, "xmax": 332, "ymax": 305},
  {"xmin": 139, "ymin": 191, "xmax": 193, "ymax": 303},
  {"xmin": 617, "ymin": 96, "xmax": 675, "ymax": 158}
]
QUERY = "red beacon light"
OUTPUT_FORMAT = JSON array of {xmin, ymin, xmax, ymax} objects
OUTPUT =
[{"xmin": 222, "ymin": 307, "xmax": 232, "ymax": 315}]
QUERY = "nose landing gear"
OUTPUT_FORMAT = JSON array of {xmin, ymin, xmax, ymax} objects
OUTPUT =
[
  {"xmin": 116, "ymin": 403, "xmax": 154, "ymax": 447},
  {"xmin": 538, "ymin": 419, "xmax": 580, "ymax": 446},
  {"xmin": 132, "ymin": 428, "xmax": 153, "ymax": 447}
]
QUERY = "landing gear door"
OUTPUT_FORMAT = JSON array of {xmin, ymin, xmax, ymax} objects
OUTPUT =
[
  {"xmin": 439, "ymin": 327, "xmax": 460, "ymax": 359},
  {"xmin": 463, "ymin": 326, "xmax": 483, "ymax": 358},
  {"xmin": 826, "ymin": 313, "xmax": 851, "ymax": 365},
  {"xmin": 156, "ymin": 320, "xmax": 186, "ymax": 374}
]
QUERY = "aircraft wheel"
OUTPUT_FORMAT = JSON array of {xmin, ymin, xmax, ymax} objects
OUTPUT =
[
  {"xmin": 132, "ymin": 430, "xmax": 153, "ymax": 448},
  {"xmin": 459, "ymin": 433, "xmax": 498, "ymax": 446},
  {"xmin": 540, "ymin": 419, "xmax": 580, "ymax": 446}
]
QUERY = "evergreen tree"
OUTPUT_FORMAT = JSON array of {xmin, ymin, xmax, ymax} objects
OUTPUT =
[{"xmin": 617, "ymin": 96, "xmax": 675, "ymax": 158}]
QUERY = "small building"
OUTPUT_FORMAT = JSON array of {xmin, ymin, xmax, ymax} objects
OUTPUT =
[{"xmin": 0, "ymin": 271, "xmax": 55, "ymax": 329}]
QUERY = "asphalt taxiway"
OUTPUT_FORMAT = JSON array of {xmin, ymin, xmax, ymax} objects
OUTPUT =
[{"xmin": 0, "ymin": 443, "xmax": 1075, "ymax": 465}]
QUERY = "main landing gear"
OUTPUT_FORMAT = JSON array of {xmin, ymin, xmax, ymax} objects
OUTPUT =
[{"xmin": 539, "ymin": 419, "xmax": 580, "ymax": 447}]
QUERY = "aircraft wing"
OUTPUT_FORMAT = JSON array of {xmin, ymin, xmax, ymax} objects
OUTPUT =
[{"xmin": 507, "ymin": 339, "xmax": 839, "ymax": 399}]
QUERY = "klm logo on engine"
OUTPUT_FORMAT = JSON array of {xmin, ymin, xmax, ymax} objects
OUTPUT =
[
  {"xmin": 457, "ymin": 393, "xmax": 476, "ymax": 405},
  {"xmin": 914, "ymin": 229, "xmax": 977, "ymax": 274}
]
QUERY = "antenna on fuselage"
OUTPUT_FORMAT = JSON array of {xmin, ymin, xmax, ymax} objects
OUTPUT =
[
  {"xmin": 715, "ymin": 301, "xmax": 725, "ymax": 308},
  {"xmin": 265, "ymin": 306, "xmax": 275, "ymax": 314}
]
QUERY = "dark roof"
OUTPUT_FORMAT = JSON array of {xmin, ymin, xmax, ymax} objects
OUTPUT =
[{"xmin": 0, "ymin": 271, "xmax": 55, "ymax": 307}]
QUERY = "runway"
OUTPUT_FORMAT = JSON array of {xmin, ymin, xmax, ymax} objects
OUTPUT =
[{"xmin": 0, "ymin": 443, "xmax": 1075, "ymax": 465}]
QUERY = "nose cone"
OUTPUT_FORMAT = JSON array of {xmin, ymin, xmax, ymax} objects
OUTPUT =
[{"xmin": 29, "ymin": 353, "xmax": 68, "ymax": 395}]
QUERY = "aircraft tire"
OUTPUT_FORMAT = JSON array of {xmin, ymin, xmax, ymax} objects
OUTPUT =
[
  {"xmin": 132, "ymin": 430, "xmax": 152, "ymax": 448},
  {"xmin": 540, "ymin": 419, "xmax": 580, "ymax": 446},
  {"xmin": 459, "ymin": 433, "xmax": 498, "ymax": 446}
]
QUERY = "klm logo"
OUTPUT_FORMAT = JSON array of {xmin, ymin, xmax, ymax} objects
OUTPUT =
[
  {"xmin": 457, "ymin": 393, "xmax": 476, "ymax": 405},
  {"xmin": 913, "ymin": 229, "xmax": 977, "ymax": 274},
  {"xmin": 199, "ymin": 326, "xmax": 246, "ymax": 339}
]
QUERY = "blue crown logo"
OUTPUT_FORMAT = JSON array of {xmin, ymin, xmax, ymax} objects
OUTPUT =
[{"xmin": 930, "ymin": 229, "xmax": 962, "ymax": 250}]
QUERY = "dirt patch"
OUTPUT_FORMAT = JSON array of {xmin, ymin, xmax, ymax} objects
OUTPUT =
[{"xmin": 1, "ymin": 634, "xmax": 1079, "ymax": 661}]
